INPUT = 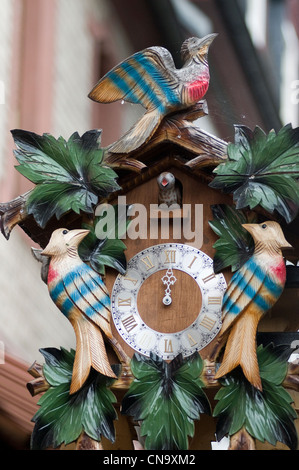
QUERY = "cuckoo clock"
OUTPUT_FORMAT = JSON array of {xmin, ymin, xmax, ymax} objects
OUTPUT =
[{"xmin": 1, "ymin": 34, "xmax": 299, "ymax": 452}]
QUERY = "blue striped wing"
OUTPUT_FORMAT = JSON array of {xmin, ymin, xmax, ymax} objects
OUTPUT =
[
  {"xmin": 88, "ymin": 47, "xmax": 180, "ymax": 111},
  {"xmin": 51, "ymin": 264, "xmax": 112, "ymax": 337},
  {"xmin": 221, "ymin": 256, "xmax": 284, "ymax": 334},
  {"xmin": 222, "ymin": 257, "xmax": 267, "ymax": 318}
]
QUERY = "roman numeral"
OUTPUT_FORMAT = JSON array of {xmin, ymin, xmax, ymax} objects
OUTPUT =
[
  {"xmin": 188, "ymin": 256, "xmax": 197, "ymax": 269},
  {"xmin": 141, "ymin": 255, "xmax": 155, "ymax": 271},
  {"xmin": 122, "ymin": 315, "xmax": 138, "ymax": 333},
  {"xmin": 123, "ymin": 274, "xmax": 138, "ymax": 286},
  {"xmin": 202, "ymin": 273, "xmax": 216, "ymax": 284},
  {"xmin": 164, "ymin": 249, "xmax": 176, "ymax": 263},
  {"xmin": 187, "ymin": 333, "xmax": 198, "ymax": 347},
  {"xmin": 199, "ymin": 315, "xmax": 216, "ymax": 331},
  {"xmin": 164, "ymin": 339, "xmax": 173, "ymax": 354},
  {"xmin": 137, "ymin": 332, "xmax": 154, "ymax": 349},
  {"xmin": 118, "ymin": 297, "xmax": 132, "ymax": 307},
  {"xmin": 208, "ymin": 296, "xmax": 222, "ymax": 305}
]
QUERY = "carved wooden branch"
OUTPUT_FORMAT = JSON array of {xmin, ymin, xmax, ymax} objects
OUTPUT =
[
  {"xmin": 75, "ymin": 432, "xmax": 104, "ymax": 450},
  {"xmin": 27, "ymin": 361, "xmax": 50, "ymax": 396},
  {"xmin": 283, "ymin": 361, "xmax": 299, "ymax": 393},
  {"xmin": 229, "ymin": 428, "xmax": 256, "ymax": 450},
  {"xmin": 0, "ymin": 191, "xmax": 30, "ymax": 239},
  {"xmin": 104, "ymin": 101, "xmax": 228, "ymax": 172}
]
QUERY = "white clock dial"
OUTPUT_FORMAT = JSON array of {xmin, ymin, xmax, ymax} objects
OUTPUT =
[{"xmin": 111, "ymin": 243, "xmax": 227, "ymax": 360}]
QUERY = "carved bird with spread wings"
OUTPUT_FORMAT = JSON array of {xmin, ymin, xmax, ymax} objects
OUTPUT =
[
  {"xmin": 88, "ymin": 34, "xmax": 217, "ymax": 154},
  {"xmin": 42, "ymin": 228, "xmax": 117, "ymax": 394}
]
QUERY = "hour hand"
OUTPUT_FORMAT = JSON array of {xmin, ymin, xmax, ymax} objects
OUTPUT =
[{"xmin": 162, "ymin": 268, "xmax": 177, "ymax": 306}]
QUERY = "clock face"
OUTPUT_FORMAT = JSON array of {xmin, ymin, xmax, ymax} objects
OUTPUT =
[{"xmin": 111, "ymin": 243, "xmax": 227, "ymax": 360}]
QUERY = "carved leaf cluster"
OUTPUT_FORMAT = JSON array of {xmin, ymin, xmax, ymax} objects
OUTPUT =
[
  {"xmin": 121, "ymin": 353, "xmax": 210, "ymax": 450},
  {"xmin": 78, "ymin": 205, "xmax": 131, "ymax": 275},
  {"xmin": 213, "ymin": 344, "xmax": 298, "ymax": 450},
  {"xmin": 31, "ymin": 348, "xmax": 120, "ymax": 450},
  {"xmin": 13, "ymin": 129, "xmax": 120, "ymax": 228},
  {"xmin": 209, "ymin": 204, "xmax": 255, "ymax": 273},
  {"xmin": 210, "ymin": 124, "xmax": 299, "ymax": 223}
]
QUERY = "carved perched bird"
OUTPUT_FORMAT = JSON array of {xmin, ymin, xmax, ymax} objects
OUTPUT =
[
  {"xmin": 214, "ymin": 221, "xmax": 292, "ymax": 391},
  {"xmin": 157, "ymin": 172, "xmax": 182, "ymax": 207},
  {"xmin": 88, "ymin": 34, "xmax": 217, "ymax": 154},
  {"xmin": 42, "ymin": 228, "xmax": 116, "ymax": 394}
]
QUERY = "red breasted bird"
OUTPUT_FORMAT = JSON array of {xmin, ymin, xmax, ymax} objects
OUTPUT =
[
  {"xmin": 88, "ymin": 34, "xmax": 217, "ymax": 154},
  {"xmin": 214, "ymin": 221, "xmax": 292, "ymax": 391},
  {"xmin": 42, "ymin": 228, "xmax": 116, "ymax": 394}
]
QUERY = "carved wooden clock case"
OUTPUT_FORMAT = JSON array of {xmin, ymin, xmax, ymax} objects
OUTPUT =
[
  {"xmin": 101, "ymin": 158, "xmax": 233, "ymax": 449},
  {"xmin": 104, "ymin": 164, "xmax": 232, "ymax": 366}
]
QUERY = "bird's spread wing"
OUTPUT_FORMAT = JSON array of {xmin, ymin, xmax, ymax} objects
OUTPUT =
[
  {"xmin": 62, "ymin": 264, "xmax": 112, "ymax": 338},
  {"xmin": 220, "ymin": 257, "xmax": 267, "ymax": 334},
  {"xmin": 88, "ymin": 47, "xmax": 180, "ymax": 111}
]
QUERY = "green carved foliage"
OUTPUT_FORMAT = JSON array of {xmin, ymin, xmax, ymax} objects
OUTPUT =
[
  {"xmin": 210, "ymin": 124, "xmax": 299, "ymax": 223},
  {"xmin": 78, "ymin": 204, "xmax": 131, "ymax": 275},
  {"xmin": 213, "ymin": 344, "xmax": 298, "ymax": 450},
  {"xmin": 209, "ymin": 204, "xmax": 255, "ymax": 273},
  {"xmin": 121, "ymin": 353, "xmax": 211, "ymax": 450},
  {"xmin": 31, "ymin": 348, "xmax": 120, "ymax": 450},
  {"xmin": 13, "ymin": 129, "xmax": 120, "ymax": 228}
]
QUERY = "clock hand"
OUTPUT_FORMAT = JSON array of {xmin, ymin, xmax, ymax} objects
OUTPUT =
[{"xmin": 162, "ymin": 267, "xmax": 177, "ymax": 306}]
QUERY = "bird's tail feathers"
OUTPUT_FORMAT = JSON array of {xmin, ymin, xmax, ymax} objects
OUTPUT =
[
  {"xmin": 214, "ymin": 309, "xmax": 263, "ymax": 391},
  {"xmin": 88, "ymin": 311, "xmax": 113, "ymax": 340},
  {"xmin": 108, "ymin": 108, "xmax": 162, "ymax": 154},
  {"xmin": 69, "ymin": 314, "xmax": 116, "ymax": 394},
  {"xmin": 207, "ymin": 312, "xmax": 239, "ymax": 363}
]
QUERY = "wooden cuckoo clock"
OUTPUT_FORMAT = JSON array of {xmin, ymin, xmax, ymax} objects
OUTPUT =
[{"xmin": 1, "ymin": 34, "xmax": 299, "ymax": 451}]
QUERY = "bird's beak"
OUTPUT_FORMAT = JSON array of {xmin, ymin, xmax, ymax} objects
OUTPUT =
[
  {"xmin": 280, "ymin": 238, "xmax": 293, "ymax": 250},
  {"xmin": 41, "ymin": 234, "xmax": 56, "ymax": 256},
  {"xmin": 69, "ymin": 229, "xmax": 90, "ymax": 245},
  {"xmin": 242, "ymin": 223, "xmax": 254, "ymax": 234},
  {"xmin": 199, "ymin": 33, "xmax": 218, "ymax": 49},
  {"xmin": 41, "ymin": 244, "xmax": 52, "ymax": 257}
]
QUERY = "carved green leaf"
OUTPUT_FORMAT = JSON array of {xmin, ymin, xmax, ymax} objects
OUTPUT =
[
  {"xmin": 209, "ymin": 124, "xmax": 299, "ymax": 223},
  {"xmin": 13, "ymin": 129, "xmax": 120, "ymax": 228},
  {"xmin": 31, "ymin": 348, "xmax": 120, "ymax": 450},
  {"xmin": 78, "ymin": 204, "xmax": 131, "ymax": 275},
  {"xmin": 209, "ymin": 204, "xmax": 255, "ymax": 273},
  {"xmin": 81, "ymin": 237, "xmax": 127, "ymax": 275},
  {"xmin": 213, "ymin": 344, "xmax": 298, "ymax": 450},
  {"xmin": 121, "ymin": 353, "xmax": 211, "ymax": 450}
]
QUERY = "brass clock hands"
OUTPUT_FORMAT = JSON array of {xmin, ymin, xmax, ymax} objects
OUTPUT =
[{"xmin": 162, "ymin": 268, "xmax": 177, "ymax": 306}]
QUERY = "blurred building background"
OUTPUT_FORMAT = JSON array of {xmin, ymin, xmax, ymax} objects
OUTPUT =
[{"xmin": 0, "ymin": 0, "xmax": 298, "ymax": 449}]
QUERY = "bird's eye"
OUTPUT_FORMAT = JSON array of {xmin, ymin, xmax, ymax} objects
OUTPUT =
[
  {"xmin": 261, "ymin": 224, "xmax": 267, "ymax": 229},
  {"xmin": 62, "ymin": 229, "xmax": 68, "ymax": 235}
]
